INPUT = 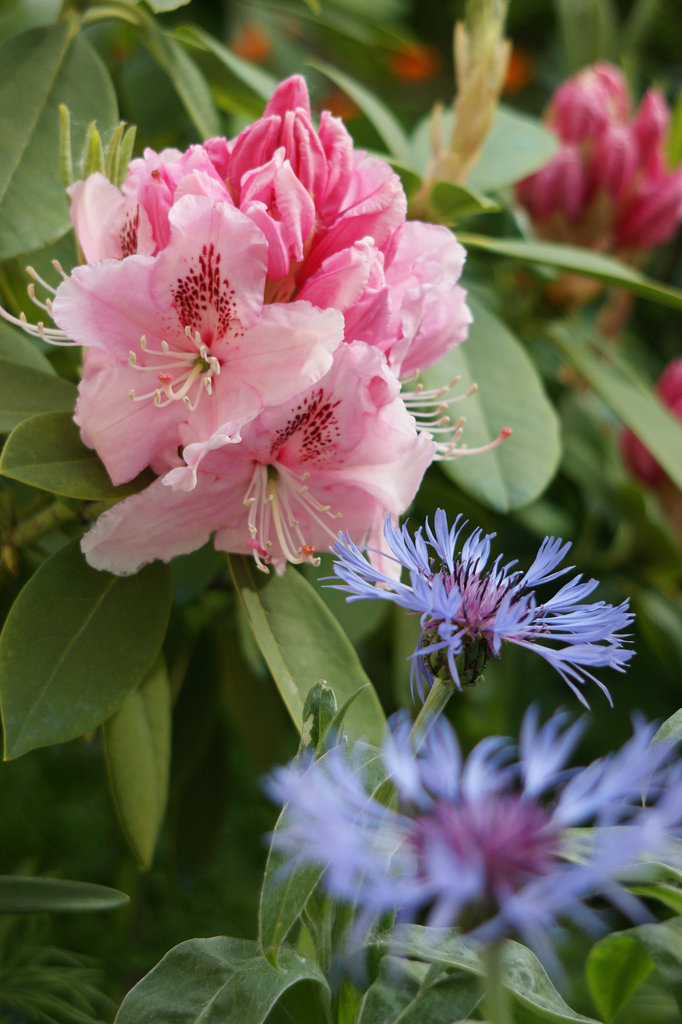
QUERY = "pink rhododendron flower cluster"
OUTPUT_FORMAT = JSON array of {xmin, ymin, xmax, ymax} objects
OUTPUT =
[
  {"xmin": 7, "ymin": 76, "xmax": 477, "ymax": 576},
  {"xmin": 516, "ymin": 62, "xmax": 682, "ymax": 257}
]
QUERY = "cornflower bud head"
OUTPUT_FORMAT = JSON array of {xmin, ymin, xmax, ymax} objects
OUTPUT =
[
  {"xmin": 621, "ymin": 358, "xmax": 682, "ymax": 486},
  {"xmin": 328, "ymin": 509, "xmax": 633, "ymax": 705},
  {"xmin": 268, "ymin": 707, "xmax": 682, "ymax": 954}
]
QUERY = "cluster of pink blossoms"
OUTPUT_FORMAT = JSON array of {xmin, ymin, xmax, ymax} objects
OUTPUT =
[
  {"xmin": 516, "ymin": 62, "xmax": 682, "ymax": 258},
  {"xmin": 13, "ymin": 77, "xmax": 475, "ymax": 576}
]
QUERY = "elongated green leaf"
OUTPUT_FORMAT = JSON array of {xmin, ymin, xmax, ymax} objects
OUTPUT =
[
  {"xmin": 458, "ymin": 234, "xmax": 682, "ymax": 311},
  {"xmin": 550, "ymin": 327, "xmax": 682, "ymax": 492},
  {"xmin": 309, "ymin": 60, "xmax": 412, "ymax": 165},
  {"xmin": 0, "ymin": 411, "xmax": 153, "ymax": 500},
  {"xmin": 103, "ymin": 657, "xmax": 171, "ymax": 869},
  {"xmin": 653, "ymin": 708, "xmax": 682, "ymax": 747},
  {"xmin": 0, "ymin": 24, "xmax": 117, "ymax": 258},
  {"xmin": 144, "ymin": 23, "xmax": 220, "ymax": 140},
  {"xmin": 0, "ymin": 357, "xmax": 76, "ymax": 432},
  {"xmin": 228, "ymin": 556, "xmax": 385, "ymax": 745},
  {"xmin": 175, "ymin": 25, "xmax": 277, "ymax": 105},
  {"xmin": 390, "ymin": 927, "xmax": 600, "ymax": 1023},
  {"xmin": 259, "ymin": 741, "xmax": 384, "ymax": 966},
  {"xmin": 586, "ymin": 932, "xmax": 655, "ymax": 1021},
  {"xmin": 114, "ymin": 936, "xmax": 329, "ymax": 1024},
  {"xmin": 0, "ymin": 540, "xmax": 172, "ymax": 759},
  {"xmin": 0, "ymin": 322, "xmax": 55, "ymax": 373},
  {"xmin": 0, "ymin": 875, "xmax": 129, "ymax": 914},
  {"xmin": 146, "ymin": 0, "xmax": 191, "ymax": 10},
  {"xmin": 421, "ymin": 294, "xmax": 560, "ymax": 511}
]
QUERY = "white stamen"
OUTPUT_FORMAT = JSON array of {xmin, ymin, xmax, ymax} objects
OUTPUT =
[
  {"xmin": 403, "ymin": 374, "xmax": 510, "ymax": 461},
  {"xmin": 128, "ymin": 326, "xmax": 220, "ymax": 410}
]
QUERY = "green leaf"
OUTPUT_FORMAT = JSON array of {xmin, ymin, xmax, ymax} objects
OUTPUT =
[
  {"xmin": 653, "ymin": 708, "xmax": 682, "ymax": 747},
  {"xmin": 308, "ymin": 59, "xmax": 412, "ymax": 165},
  {"xmin": 175, "ymin": 25, "xmax": 278, "ymax": 105},
  {"xmin": 0, "ymin": 23, "xmax": 118, "ymax": 258},
  {"xmin": 0, "ymin": 540, "xmax": 172, "ymax": 759},
  {"xmin": 145, "ymin": 0, "xmax": 192, "ymax": 10},
  {"xmin": 143, "ymin": 22, "xmax": 220, "ymax": 140},
  {"xmin": 228, "ymin": 556, "xmax": 385, "ymax": 745},
  {"xmin": 550, "ymin": 326, "xmax": 682, "ymax": 493},
  {"xmin": 113, "ymin": 936, "xmax": 329, "ymax": 1024},
  {"xmin": 458, "ymin": 234, "xmax": 682, "ymax": 311},
  {"xmin": 586, "ymin": 932, "xmax": 654, "ymax": 1021},
  {"xmin": 103, "ymin": 657, "xmax": 171, "ymax": 869},
  {"xmin": 0, "ymin": 0, "xmax": 61, "ymax": 47},
  {"xmin": 357, "ymin": 957, "xmax": 481, "ymax": 1023},
  {"xmin": 259, "ymin": 741, "xmax": 384, "ymax": 966},
  {"xmin": 421, "ymin": 294, "xmax": 560, "ymax": 511},
  {"xmin": 0, "ymin": 875, "xmax": 129, "ymax": 914},
  {"xmin": 390, "ymin": 927, "xmax": 600, "ymax": 1023},
  {"xmin": 0, "ymin": 356, "xmax": 76, "ymax": 432},
  {"xmin": 430, "ymin": 181, "xmax": 500, "ymax": 221},
  {"xmin": 0, "ymin": 321, "xmax": 55, "ymax": 373},
  {"xmin": 0, "ymin": 411, "xmax": 154, "ymax": 500}
]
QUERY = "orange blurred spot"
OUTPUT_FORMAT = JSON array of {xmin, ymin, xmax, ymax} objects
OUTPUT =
[
  {"xmin": 229, "ymin": 22, "xmax": 271, "ymax": 64},
  {"xmin": 318, "ymin": 89, "xmax": 360, "ymax": 123},
  {"xmin": 503, "ymin": 47, "xmax": 533, "ymax": 93},
  {"xmin": 389, "ymin": 41, "xmax": 442, "ymax": 82}
]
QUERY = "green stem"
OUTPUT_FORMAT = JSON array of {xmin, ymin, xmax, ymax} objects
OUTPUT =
[
  {"xmin": 8, "ymin": 501, "xmax": 79, "ymax": 550},
  {"xmin": 409, "ymin": 677, "xmax": 455, "ymax": 748},
  {"xmin": 480, "ymin": 942, "xmax": 513, "ymax": 1024}
]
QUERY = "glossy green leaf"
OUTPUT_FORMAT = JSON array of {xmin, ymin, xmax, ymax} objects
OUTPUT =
[
  {"xmin": 114, "ymin": 936, "xmax": 329, "ymax": 1024},
  {"xmin": 0, "ymin": 23, "xmax": 117, "ymax": 258},
  {"xmin": 357, "ymin": 957, "xmax": 481, "ymax": 1024},
  {"xmin": 458, "ymin": 234, "xmax": 682, "ymax": 311},
  {"xmin": 421, "ymin": 295, "xmax": 560, "ymax": 511},
  {"xmin": 176, "ymin": 25, "xmax": 277, "ymax": 104},
  {"xmin": 430, "ymin": 181, "xmax": 500, "ymax": 221},
  {"xmin": 390, "ymin": 927, "xmax": 599, "ymax": 1023},
  {"xmin": 550, "ymin": 327, "xmax": 682, "ymax": 492},
  {"xmin": 0, "ymin": 540, "xmax": 172, "ymax": 759},
  {"xmin": 0, "ymin": 356, "xmax": 76, "ymax": 432},
  {"xmin": 228, "ymin": 556, "xmax": 385, "ymax": 745},
  {"xmin": 103, "ymin": 657, "xmax": 171, "ymax": 869},
  {"xmin": 0, "ymin": 322, "xmax": 55, "ymax": 374},
  {"xmin": 0, "ymin": 875, "xmax": 129, "ymax": 914},
  {"xmin": 0, "ymin": 411, "xmax": 154, "ymax": 500},
  {"xmin": 309, "ymin": 60, "xmax": 412, "ymax": 165},
  {"xmin": 259, "ymin": 742, "xmax": 384, "ymax": 966},
  {"xmin": 144, "ymin": 23, "xmax": 220, "ymax": 140},
  {"xmin": 145, "ymin": 0, "xmax": 191, "ymax": 10},
  {"xmin": 586, "ymin": 932, "xmax": 656, "ymax": 1020}
]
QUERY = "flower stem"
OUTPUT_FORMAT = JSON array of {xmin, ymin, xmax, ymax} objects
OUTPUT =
[
  {"xmin": 480, "ymin": 942, "xmax": 513, "ymax": 1024},
  {"xmin": 8, "ymin": 500, "xmax": 78, "ymax": 550},
  {"xmin": 409, "ymin": 677, "xmax": 455, "ymax": 747}
]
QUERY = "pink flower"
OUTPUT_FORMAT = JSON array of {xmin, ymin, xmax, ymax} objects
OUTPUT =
[
  {"xmin": 621, "ymin": 358, "xmax": 682, "ymax": 486},
  {"xmin": 517, "ymin": 62, "xmax": 682, "ymax": 259},
  {"xmin": 52, "ymin": 194, "xmax": 343, "ymax": 485},
  {"xmin": 80, "ymin": 342, "xmax": 436, "ymax": 575}
]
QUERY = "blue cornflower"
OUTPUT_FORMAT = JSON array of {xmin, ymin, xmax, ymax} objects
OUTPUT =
[
  {"xmin": 328, "ymin": 510, "xmax": 634, "ymax": 704},
  {"xmin": 268, "ymin": 708, "xmax": 682, "ymax": 952}
]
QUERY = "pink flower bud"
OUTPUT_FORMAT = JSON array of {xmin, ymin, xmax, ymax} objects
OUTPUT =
[
  {"xmin": 616, "ymin": 168, "xmax": 682, "ymax": 249},
  {"xmin": 549, "ymin": 62, "xmax": 629, "ymax": 143},
  {"xmin": 588, "ymin": 123, "xmax": 639, "ymax": 201},
  {"xmin": 622, "ymin": 359, "xmax": 682, "ymax": 486},
  {"xmin": 632, "ymin": 89, "xmax": 670, "ymax": 175},
  {"xmin": 516, "ymin": 145, "xmax": 586, "ymax": 222}
]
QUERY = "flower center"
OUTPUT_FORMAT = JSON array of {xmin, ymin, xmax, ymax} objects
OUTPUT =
[
  {"xmin": 243, "ymin": 464, "xmax": 342, "ymax": 573},
  {"xmin": 128, "ymin": 327, "xmax": 220, "ymax": 410}
]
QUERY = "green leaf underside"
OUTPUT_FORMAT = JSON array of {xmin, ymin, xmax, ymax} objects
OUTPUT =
[
  {"xmin": 356, "ymin": 958, "xmax": 481, "ymax": 1023},
  {"xmin": 422, "ymin": 294, "xmax": 561, "ymax": 511},
  {"xmin": 0, "ymin": 541, "xmax": 172, "ymax": 759},
  {"xmin": 227, "ymin": 556, "xmax": 385, "ymax": 745},
  {"xmin": 113, "ymin": 936, "xmax": 328, "ymax": 1024},
  {"xmin": 459, "ymin": 234, "xmax": 682, "ymax": 310},
  {"xmin": 551, "ymin": 329, "xmax": 682, "ymax": 493},
  {"xmin": 0, "ymin": 356, "xmax": 76, "ymax": 432},
  {"xmin": 0, "ymin": 411, "xmax": 154, "ymax": 500},
  {"xmin": 0, "ymin": 23, "xmax": 117, "ymax": 258},
  {"xmin": 653, "ymin": 707, "xmax": 682, "ymax": 747},
  {"xmin": 391, "ymin": 927, "xmax": 599, "ymax": 1023},
  {"xmin": 0, "ymin": 875, "xmax": 129, "ymax": 914},
  {"xmin": 103, "ymin": 657, "xmax": 171, "ymax": 869}
]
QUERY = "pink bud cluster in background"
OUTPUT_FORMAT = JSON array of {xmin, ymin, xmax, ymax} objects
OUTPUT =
[
  {"xmin": 621, "ymin": 358, "xmax": 682, "ymax": 486},
  {"xmin": 516, "ymin": 62, "xmax": 682, "ymax": 255},
  {"xmin": 38, "ymin": 77, "xmax": 474, "ymax": 576}
]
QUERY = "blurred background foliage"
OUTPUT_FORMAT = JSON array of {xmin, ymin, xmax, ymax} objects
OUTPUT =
[{"xmin": 2, "ymin": 0, "xmax": 682, "ymax": 1020}]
